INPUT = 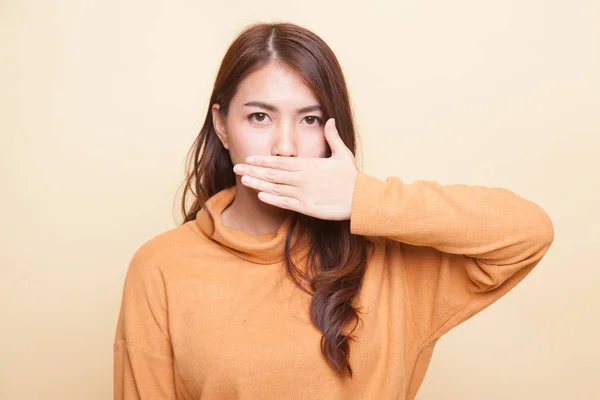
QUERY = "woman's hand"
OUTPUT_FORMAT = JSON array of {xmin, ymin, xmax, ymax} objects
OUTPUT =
[{"xmin": 232, "ymin": 118, "xmax": 359, "ymax": 221}]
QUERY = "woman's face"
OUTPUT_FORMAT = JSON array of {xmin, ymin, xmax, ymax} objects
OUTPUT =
[{"xmin": 212, "ymin": 62, "xmax": 328, "ymax": 167}]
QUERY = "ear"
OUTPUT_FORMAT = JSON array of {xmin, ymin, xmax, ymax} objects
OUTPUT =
[{"xmin": 211, "ymin": 103, "xmax": 229, "ymax": 150}]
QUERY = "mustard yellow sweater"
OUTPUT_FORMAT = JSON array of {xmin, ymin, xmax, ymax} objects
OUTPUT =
[{"xmin": 114, "ymin": 173, "xmax": 554, "ymax": 399}]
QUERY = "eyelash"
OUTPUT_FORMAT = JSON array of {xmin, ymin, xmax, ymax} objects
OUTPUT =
[{"xmin": 247, "ymin": 113, "xmax": 323, "ymax": 125}]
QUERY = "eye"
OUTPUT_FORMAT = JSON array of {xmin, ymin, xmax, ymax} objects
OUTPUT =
[
  {"xmin": 302, "ymin": 116, "xmax": 323, "ymax": 125},
  {"xmin": 247, "ymin": 112, "xmax": 270, "ymax": 123}
]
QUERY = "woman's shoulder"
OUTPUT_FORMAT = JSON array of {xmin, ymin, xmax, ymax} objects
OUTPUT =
[{"xmin": 126, "ymin": 221, "xmax": 204, "ymax": 274}]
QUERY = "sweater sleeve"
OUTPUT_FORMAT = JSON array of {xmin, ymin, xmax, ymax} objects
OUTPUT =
[
  {"xmin": 113, "ymin": 245, "xmax": 177, "ymax": 399},
  {"xmin": 350, "ymin": 173, "xmax": 554, "ymax": 345}
]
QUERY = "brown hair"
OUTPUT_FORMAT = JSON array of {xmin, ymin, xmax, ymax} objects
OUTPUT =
[{"xmin": 179, "ymin": 22, "xmax": 372, "ymax": 378}]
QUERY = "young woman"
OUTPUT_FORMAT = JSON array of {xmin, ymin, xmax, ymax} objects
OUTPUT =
[{"xmin": 114, "ymin": 22, "xmax": 554, "ymax": 399}]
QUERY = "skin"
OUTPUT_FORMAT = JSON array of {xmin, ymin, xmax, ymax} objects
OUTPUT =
[{"xmin": 212, "ymin": 62, "xmax": 359, "ymax": 235}]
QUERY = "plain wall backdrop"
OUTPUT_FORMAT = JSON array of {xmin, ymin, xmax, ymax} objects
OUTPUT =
[{"xmin": 2, "ymin": 0, "xmax": 599, "ymax": 399}]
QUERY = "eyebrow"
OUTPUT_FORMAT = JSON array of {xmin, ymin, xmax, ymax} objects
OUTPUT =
[{"xmin": 243, "ymin": 101, "xmax": 322, "ymax": 114}]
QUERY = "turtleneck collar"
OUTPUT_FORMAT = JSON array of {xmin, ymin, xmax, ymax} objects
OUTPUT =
[{"xmin": 195, "ymin": 186, "xmax": 310, "ymax": 265}]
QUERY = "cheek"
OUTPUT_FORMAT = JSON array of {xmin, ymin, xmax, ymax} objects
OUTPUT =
[
  {"xmin": 226, "ymin": 126, "xmax": 272, "ymax": 163},
  {"xmin": 299, "ymin": 133, "xmax": 328, "ymax": 158}
]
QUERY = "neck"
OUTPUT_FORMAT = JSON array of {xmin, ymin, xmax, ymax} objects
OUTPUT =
[{"xmin": 221, "ymin": 180, "xmax": 291, "ymax": 235}]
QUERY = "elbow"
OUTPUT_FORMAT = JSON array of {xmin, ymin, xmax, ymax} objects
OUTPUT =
[
  {"xmin": 504, "ymin": 202, "xmax": 555, "ymax": 268},
  {"xmin": 533, "ymin": 206, "xmax": 555, "ymax": 255},
  {"xmin": 470, "ymin": 204, "xmax": 554, "ymax": 293},
  {"xmin": 514, "ymin": 204, "xmax": 554, "ymax": 270}
]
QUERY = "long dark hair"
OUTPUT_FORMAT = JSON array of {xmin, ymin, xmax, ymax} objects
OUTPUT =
[{"xmin": 178, "ymin": 22, "xmax": 373, "ymax": 378}]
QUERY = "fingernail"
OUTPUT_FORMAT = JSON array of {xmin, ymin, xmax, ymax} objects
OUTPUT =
[
  {"xmin": 246, "ymin": 156, "xmax": 255, "ymax": 163},
  {"xmin": 233, "ymin": 165, "xmax": 243, "ymax": 173}
]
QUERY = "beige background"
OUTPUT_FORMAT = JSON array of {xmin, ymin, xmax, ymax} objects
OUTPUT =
[{"xmin": 2, "ymin": 0, "xmax": 599, "ymax": 399}]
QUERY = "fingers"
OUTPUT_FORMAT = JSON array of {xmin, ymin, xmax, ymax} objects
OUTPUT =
[
  {"xmin": 324, "ymin": 118, "xmax": 351, "ymax": 158},
  {"xmin": 257, "ymin": 192, "xmax": 304, "ymax": 213},
  {"xmin": 240, "ymin": 174, "xmax": 296, "ymax": 198},
  {"xmin": 244, "ymin": 156, "xmax": 302, "ymax": 171},
  {"xmin": 233, "ymin": 164, "xmax": 296, "ymax": 185},
  {"xmin": 233, "ymin": 163, "xmax": 304, "ymax": 212}
]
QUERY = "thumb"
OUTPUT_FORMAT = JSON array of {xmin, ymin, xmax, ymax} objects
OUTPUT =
[{"xmin": 324, "ymin": 118, "xmax": 348, "ymax": 157}]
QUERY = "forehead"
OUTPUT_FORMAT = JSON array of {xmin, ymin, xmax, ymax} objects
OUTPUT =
[{"xmin": 233, "ymin": 63, "xmax": 319, "ymax": 107}]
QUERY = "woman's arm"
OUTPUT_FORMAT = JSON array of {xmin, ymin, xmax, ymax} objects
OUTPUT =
[
  {"xmin": 350, "ymin": 173, "xmax": 554, "ymax": 344},
  {"xmin": 351, "ymin": 173, "xmax": 554, "ymax": 264},
  {"xmin": 114, "ymin": 246, "xmax": 177, "ymax": 399}
]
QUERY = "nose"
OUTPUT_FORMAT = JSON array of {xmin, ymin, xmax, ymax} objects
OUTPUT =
[{"xmin": 271, "ymin": 120, "xmax": 298, "ymax": 157}]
